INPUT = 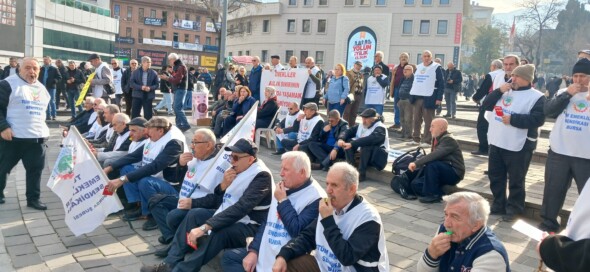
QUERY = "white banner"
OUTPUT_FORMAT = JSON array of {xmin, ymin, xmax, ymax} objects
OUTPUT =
[
  {"xmin": 47, "ymin": 127, "xmax": 123, "ymax": 236},
  {"xmin": 260, "ymin": 69, "xmax": 308, "ymax": 117},
  {"xmin": 142, "ymin": 38, "xmax": 172, "ymax": 47},
  {"xmin": 174, "ymin": 42, "xmax": 203, "ymax": 52}
]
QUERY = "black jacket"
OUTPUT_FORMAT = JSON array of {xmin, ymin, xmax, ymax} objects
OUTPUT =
[
  {"xmin": 159, "ymin": 71, "xmax": 172, "ymax": 93},
  {"xmin": 540, "ymin": 235, "xmax": 590, "ymax": 272},
  {"xmin": 103, "ymin": 127, "xmax": 131, "ymax": 153},
  {"xmin": 39, "ymin": 65, "xmax": 62, "ymax": 89},
  {"xmin": 410, "ymin": 65, "xmax": 445, "ymax": 109},
  {"xmin": 130, "ymin": 68, "xmax": 159, "ymax": 99},
  {"xmin": 298, "ymin": 113, "xmax": 324, "ymax": 146},
  {"xmin": 317, "ymin": 119, "xmax": 348, "ymax": 148},
  {"xmin": 444, "ymin": 68, "xmax": 462, "ymax": 90},
  {"xmin": 258, "ymin": 97, "xmax": 279, "ymax": 123},
  {"xmin": 214, "ymin": 67, "xmax": 226, "ymax": 87},
  {"xmin": 544, "ymin": 90, "xmax": 572, "ymax": 118},
  {"xmin": 399, "ymin": 75, "xmax": 414, "ymax": 100},
  {"xmin": 66, "ymin": 109, "xmax": 94, "ymax": 134},
  {"xmin": 1, "ymin": 65, "xmax": 18, "ymax": 80},
  {"xmin": 414, "ymin": 131, "xmax": 465, "ymax": 179},
  {"xmin": 122, "ymin": 68, "xmax": 135, "ymax": 94},
  {"xmin": 56, "ymin": 65, "xmax": 68, "ymax": 90},
  {"xmin": 65, "ymin": 68, "xmax": 86, "ymax": 91},
  {"xmin": 472, "ymin": 73, "xmax": 493, "ymax": 103},
  {"xmin": 339, "ymin": 121, "xmax": 386, "ymax": 149},
  {"xmin": 277, "ymin": 195, "xmax": 382, "ymax": 271}
]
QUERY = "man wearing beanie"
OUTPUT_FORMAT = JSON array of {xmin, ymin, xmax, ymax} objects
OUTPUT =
[
  {"xmin": 538, "ymin": 58, "xmax": 590, "ymax": 232},
  {"xmin": 482, "ymin": 63, "xmax": 546, "ymax": 222}
]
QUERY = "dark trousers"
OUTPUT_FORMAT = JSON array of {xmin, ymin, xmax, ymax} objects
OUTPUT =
[
  {"xmin": 345, "ymin": 145, "xmax": 381, "ymax": 175},
  {"xmin": 286, "ymin": 255, "xmax": 321, "ymax": 272},
  {"xmin": 124, "ymin": 91, "xmax": 133, "ymax": 116},
  {"xmin": 0, "ymin": 140, "xmax": 46, "ymax": 200},
  {"xmin": 307, "ymin": 141, "xmax": 343, "ymax": 167},
  {"xmin": 476, "ymin": 107, "xmax": 489, "ymax": 153},
  {"xmin": 488, "ymin": 143, "xmax": 534, "ymax": 215},
  {"xmin": 411, "ymin": 161, "xmax": 460, "ymax": 197},
  {"xmin": 131, "ymin": 97, "xmax": 154, "ymax": 120},
  {"xmin": 165, "ymin": 208, "xmax": 257, "ymax": 271},
  {"xmin": 540, "ymin": 149, "xmax": 590, "ymax": 230},
  {"xmin": 281, "ymin": 138, "xmax": 299, "ymax": 151},
  {"xmin": 149, "ymin": 195, "xmax": 189, "ymax": 242},
  {"xmin": 222, "ymin": 115, "xmax": 237, "ymax": 136},
  {"xmin": 56, "ymin": 87, "xmax": 66, "ymax": 109}
]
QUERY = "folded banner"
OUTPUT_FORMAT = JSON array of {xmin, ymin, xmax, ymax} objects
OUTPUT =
[
  {"xmin": 47, "ymin": 126, "xmax": 123, "ymax": 236},
  {"xmin": 76, "ymin": 72, "xmax": 96, "ymax": 106}
]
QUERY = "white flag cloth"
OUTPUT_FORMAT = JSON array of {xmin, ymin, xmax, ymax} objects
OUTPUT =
[
  {"xmin": 563, "ymin": 177, "xmax": 590, "ymax": 240},
  {"xmin": 47, "ymin": 127, "xmax": 123, "ymax": 236}
]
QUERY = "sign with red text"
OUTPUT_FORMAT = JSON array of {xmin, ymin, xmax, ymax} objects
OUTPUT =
[
  {"xmin": 454, "ymin": 13, "xmax": 462, "ymax": 45},
  {"xmin": 346, "ymin": 26, "xmax": 377, "ymax": 70},
  {"xmin": 260, "ymin": 69, "xmax": 308, "ymax": 117}
]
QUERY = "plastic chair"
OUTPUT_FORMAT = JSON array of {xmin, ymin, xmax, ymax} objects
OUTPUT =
[{"xmin": 255, "ymin": 109, "xmax": 281, "ymax": 149}]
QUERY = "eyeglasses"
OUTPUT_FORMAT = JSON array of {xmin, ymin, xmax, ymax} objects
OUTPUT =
[
  {"xmin": 231, "ymin": 154, "xmax": 250, "ymax": 161},
  {"xmin": 191, "ymin": 141, "xmax": 208, "ymax": 146},
  {"xmin": 111, "ymin": 63, "xmax": 117, "ymax": 65},
  {"xmin": 131, "ymin": 63, "xmax": 138, "ymax": 65}
]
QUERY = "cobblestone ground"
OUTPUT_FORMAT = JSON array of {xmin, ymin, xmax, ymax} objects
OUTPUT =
[{"xmin": 0, "ymin": 112, "xmax": 549, "ymax": 272}]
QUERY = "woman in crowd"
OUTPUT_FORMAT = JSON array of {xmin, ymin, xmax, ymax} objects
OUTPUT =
[
  {"xmin": 222, "ymin": 85, "xmax": 256, "ymax": 136},
  {"xmin": 323, "ymin": 63, "xmax": 350, "ymax": 115},
  {"xmin": 225, "ymin": 64, "xmax": 237, "ymax": 91},
  {"xmin": 256, "ymin": 86, "xmax": 279, "ymax": 129},
  {"xmin": 235, "ymin": 65, "xmax": 249, "ymax": 87}
]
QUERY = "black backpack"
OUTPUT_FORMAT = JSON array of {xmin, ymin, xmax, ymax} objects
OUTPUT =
[
  {"xmin": 390, "ymin": 147, "xmax": 426, "ymax": 200},
  {"xmin": 391, "ymin": 147, "xmax": 426, "ymax": 175}
]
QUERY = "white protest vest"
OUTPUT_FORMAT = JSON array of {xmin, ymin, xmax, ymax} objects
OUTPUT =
[
  {"xmin": 214, "ymin": 160, "xmax": 274, "ymax": 225},
  {"xmin": 179, "ymin": 157, "xmax": 223, "ymax": 199},
  {"xmin": 129, "ymin": 139, "xmax": 147, "ymax": 167},
  {"xmin": 112, "ymin": 68, "xmax": 124, "ymax": 95},
  {"xmin": 93, "ymin": 62, "xmax": 108, "ymax": 98},
  {"xmin": 492, "ymin": 70, "xmax": 507, "ymax": 90},
  {"xmin": 141, "ymin": 126, "xmax": 188, "ymax": 178},
  {"xmin": 314, "ymin": 199, "xmax": 389, "ymax": 272},
  {"xmin": 257, "ymin": 180, "xmax": 327, "ymax": 270},
  {"xmin": 353, "ymin": 121, "xmax": 389, "ymax": 150},
  {"xmin": 480, "ymin": 69, "xmax": 504, "ymax": 104},
  {"xmin": 549, "ymin": 90, "xmax": 590, "ymax": 159},
  {"xmin": 284, "ymin": 111, "xmax": 301, "ymax": 128},
  {"xmin": 365, "ymin": 75, "xmax": 387, "ymax": 105},
  {"xmin": 409, "ymin": 62, "xmax": 440, "ymax": 97},
  {"xmin": 297, "ymin": 115, "xmax": 322, "ymax": 143},
  {"xmin": 5, "ymin": 75, "xmax": 50, "ymax": 138},
  {"xmin": 305, "ymin": 66, "xmax": 320, "ymax": 98},
  {"xmin": 85, "ymin": 122, "xmax": 102, "ymax": 139},
  {"xmin": 485, "ymin": 88, "xmax": 544, "ymax": 151},
  {"xmin": 113, "ymin": 131, "xmax": 130, "ymax": 151},
  {"xmin": 564, "ymin": 177, "xmax": 590, "ymax": 241}
]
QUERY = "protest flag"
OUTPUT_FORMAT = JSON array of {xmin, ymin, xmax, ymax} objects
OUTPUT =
[{"xmin": 75, "ymin": 72, "xmax": 95, "ymax": 106}]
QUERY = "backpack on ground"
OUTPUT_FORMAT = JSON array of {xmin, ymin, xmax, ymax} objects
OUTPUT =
[
  {"xmin": 391, "ymin": 147, "xmax": 426, "ymax": 175},
  {"xmin": 390, "ymin": 147, "xmax": 426, "ymax": 200}
]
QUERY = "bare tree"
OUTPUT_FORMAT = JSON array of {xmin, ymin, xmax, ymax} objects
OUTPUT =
[{"xmin": 519, "ymin": 0, "xmax": 565, "ymax": 67}]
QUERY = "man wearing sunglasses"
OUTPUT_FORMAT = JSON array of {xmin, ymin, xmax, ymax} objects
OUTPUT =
[{"xmin": 142, "ymin": 138, "xmax": 273, "ymax": 272}]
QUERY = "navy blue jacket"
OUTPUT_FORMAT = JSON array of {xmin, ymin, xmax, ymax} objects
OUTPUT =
[
  {"xmin": 248, "ymin": 65, "xmax": 263, "ymax": 101},
  {"xmin": 130, "ymin": 68, "xmax": 160, "ymax": 99},
  {"xmin": 232, "ymin": 96, "xmax": 256, "ymax": 117}
]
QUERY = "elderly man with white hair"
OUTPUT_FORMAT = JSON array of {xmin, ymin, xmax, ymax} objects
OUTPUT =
[
  {"xmin": 418, "ymin": 192, "xmax": 510, "ymax": 272},
  {"xmin": 256, "ymin": 86, "xmax": 279, "ymax": 129},
  {"xmin": 93, "ymin": 113, "xmax": 132, "ymax": 165},
  {"xmin": 160, "ymin": 53, "xmax": 191, "ymax": 131}
]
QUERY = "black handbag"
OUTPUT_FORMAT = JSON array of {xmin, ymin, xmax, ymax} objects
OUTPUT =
[{"xmin": 390, "ymin": 172, "xmax": 417, "ymax": 200}]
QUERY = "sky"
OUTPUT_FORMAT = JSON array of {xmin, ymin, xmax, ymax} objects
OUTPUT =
[{"xmin": 475, "ymin": 0, "xmax": 522, "ymax": 14}]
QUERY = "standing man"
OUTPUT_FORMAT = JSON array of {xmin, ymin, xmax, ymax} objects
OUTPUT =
[
  {"xmin": 408, "ymin": 50, "xmax": 445, "ymax": 148},
  {"xmin": 271, "ymin": 55, "xmax": 285, "ymax": 71},
  {"xmin": 87, "ymin": 53, "xmax": 114, "ymax": 102},
  {"xmin": 130, "ymin": 56, "xmax": 159, "ymax": 120},
  {"xmin": 343, "ymin": 61, "xmax": 364, "ymax": 125},
  {"xmin": 443, "ymin": 62, "xmax": 462, "ymax": 118},
  {"xmin": 122, "ymin": 59, "xmax": 138, "ymax": 116},
  {"xmin": 161, "ymin": 53, "xmax": 191, "ymax": 132},
  {"xmin": 249, "ymin": 56, "xmax": 263, "ymax": 101},
  {"xmin": 471, "ymin": 59, "xmax": 503, "ymax": 156},
  {"xmin": 110, "ymin": 59, "xmax": 125, "ymax": 108},
  {"xmin": 184, "ymin": 67, "xmax": 197, "ymax": 110},
  {"xmin": 288, "ymin": 56, "xmax": 299, "ymax": 69},
  {"xmin": 539, "ymin": 58, "xmax": 590, "ymax": 232},
  {"xmin": 372, "ymin": 51, "xmax": 390, "ymax": 78},
  {"xmin": 54, "ymin": 59, "xmax": 67, "ymax": 110},
  {"xmin": 1, "ymin": 57, "xmax": 19, "ymax": 80},
  {"xmin": 302, "ymin": 57, "xmax": 322, "ymax": 106},
  {"xmin": 64, "ymin": 60, "xmax": 86, "ymax": 118},
  {"xmin": 39, "ymin": 56, "xmax": 62, "ymax": 121},
  {"xmin": 0, "ymin": 58, "xmax": 50, "ymax": 210},
  {"xmin": 483, "ymin": 63, "xmax": 545, "ymax": 222},
  {"xmin": 212, "ymin": 63, "xmax": 225, "ymax": 101},
  {"xmin": 389, "ymin": 52, "xmax": 412, "ymax": 130}
]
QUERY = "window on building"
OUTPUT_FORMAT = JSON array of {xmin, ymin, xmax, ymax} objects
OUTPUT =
[
  {"xmin": 286, "ymin": 50, "xmax": 294, "ymax": 62},
  {"xmin": 263, "ymin": 20, "xmax": 270, "ymax": 33},
  {"xmin": 287, "ymin": 19, "xmax": 296, "ymax": 32},
  {"xmin": 195, "ymin": 35, "xmax": 200, "ymax": 44},
  {"xmin": 360, "ymin": 0, "xmax": 370, "ymax": 5},
  {"xmin": 215, "ymin": 38, "xmax": 219, "ymax": 45},
  {"xmin": 114, "ymin": 4, "xmax": 120, "ymax": 16},
  {"xmin": 139, "ymin": 8, "xmax": 144, "ymax": 21},
  {"xmin": 317, "ymin": 19, "xmax": 326, "ymax": 33},
  {"xmin": 246, "ymin": 21, "xmax": 252, "ymax": 34},
  {"xmin": 420, "ymin": 20, "xmax": 430, "ymax": 34},
  {"xmin": 184, "ymin": 34, "xmax": 189, "ymax": 42},
  {"xmin": 376, "ymin": 0, "xmax": 386, "ymax": 5},
  {"xmin": 138, "ymin": 29, "xmax": 143, "ymax": 43},
  {"xmin": 261, "ymin": 50, "xmax": 268, "ymax": 62},
  {"xmin": 162, "ymin": 31, "xmax": 167, "ymax": 40},
  {"xmin": 228, "ymin": 52, "xmax": 233, "ymax": 57},
  {"xmin": 300, "ymin": 51, "xmax": 309, "ymax": 62},
  {"xmin": 185, "ymin": 13, "xmax": 190, "ymax": 20},
  {"xmin": 435, "ymin": 54, "xmax": 445, "ymax": 63},
  {"xmin": 150, "ymin": 30, "xmax": 155, "ymax": 39},
  {"xmin": 173, "ymin": 32, "xmax": 178, "ymax": 42},
  {"xmin": 162, "ymin": 11, "xmax": 167, "ymax": 23},
  {"xmin": 206, "ymin": 36, "xmax": 211, "ymax": 45},
  {"xmin": 150, "ymin": 9, "xmax": 156, "ymax": 18},
  {"xmin": 174, "ymin": 12, "xmax": 179, "ymax": 20},
  {"xmin": 289, "ymin": 0, "xmax": 297, "ymax": 5},
  {"xmin": 125, "ymin": 27, "xmax": 132, "ymax": 37},
  {"xmin": 238, "ymin": 23, "xmax": 244, "ymax": 33},
  {"xmin": 440, "ymin": 0, "xmax": 449, "ymax": 4},
  {"xmin": 319, "ymin": 0, "xmax": 328, "ymax": 5},
  {"xmin": 315, "ymin": 51, "xmax": 324, "ymax": 64},
  {"xmin": 196, "ymin": 16, "xmax": 201, "ymax": 23},
  {"xmin": 238, "ymin": 51, "xmax": 242, "ymax": 56},
  {"xmin": 402, "ymin": 20, "xmax": 413, "ymax": 34},
  {"xmin": 422, "ymin": 0, "xmax": 432, "ymax": 4},
  {"xmin": 304, "ymin": 0, "xmax": 313, "ymax": 6},
  {"xmin": 437, "ymin": 20, "xmax": 448, "ymax": 34},
  {"xmin": 246, "ymin": 50, "xmax": 250, "ymax": 56},
  {"xmin": 126, "ymin": 6, "xmax": 132, "ymax": 21},
  {"xmin": 417, "ymin": 53, "xmax": 422, "ymax": 64},
  {"xmin": 345, "ymin": 0, "xmax": 354, "ymax": 5},
  {"xmin": 302, "ymin": 19, "xmax": 311, "ymax": 33},
  {"xmin": 404, "ymin": 0, "xmax": 414, "ymax": 4}
]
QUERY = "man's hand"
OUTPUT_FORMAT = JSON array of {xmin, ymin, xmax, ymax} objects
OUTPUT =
[
  {"xmin": 340, "ymin": 99, "xmax": 345, "ymax": 105},
  {"xmin": 329, "ymin": 149, "xmax": 338, "ymax": 161},
  {"xmin": 103, "ymin": 166, "xmax": 113, "ymax": 175},
  {"xmin": 408, "ymin": 162, "xmax": 417, "ymax": 172},
  {"xmin": 323, "ymin": 124, "xmax": 331, "ymax": 132},
  {"xmin": 500, "ymin": 83, "xmax": 511, "ymax": 93},
  {"xmin": 567, "ymin": 83, "xmax": 583, "ymax": 96},
  {"xmin": 178, "ymin": 198, "xmax": 192, "ymax": 210},
  {"xmin": 179, "ymin": 152, "xmax": 193, "ymax": 166},
  {"xmin": 187, "ymin": 225, "xmax": 208, "ymax": 246},
  {"xmin": 297, "ymin": 113, "xmax": 304, "ymax": 121},
  {"xmin": 237, "ymin": 115, "xmax": 243, "ymax": 121},
  {"xmin": 502, "ymin": 115, "xmax": 511, "ymax": 125},
  {"xmin": 0, "ymin": 128, "xmax": 14, "ymax": 141},
  {"xmin": 307, "ymin": 69, "xmax": 312, "ymax": 75},
  {"xmin": 435, "ymin": 100, "xmax": 441, "ymax": 106},
  {"xmin": 342, "ymin": 143, "xmax": 352, "ymax": 150},
  {"xmin": 293, "ymin": 144, "xmax": 299, "ymax": 151},
  {"xmin": 275, "ymin": 127, "xmax": 284, "ymax": 134},
  {"xmin": 221, "ymin": 168, "xmax": 237, "ymax": 191},
  {"xmin": 274, "ymin": 181, "xmax": 287, "ymax": 202},
  {"xmin": 337, "ymin": 139, "xmax": 345, "ymax": 147},
  {"xmin": 106, "ymin": 178, "xmax": 124, "ymax": 193},
  {"xmin": 319, "ymin": 197, "xmax": 333, "ymax": 219},
  {"xmin": 272, "ymin": 256, "xmax": 288, "ymax": 272},
  {"xmin": 427, "ymin": 232, "xmax": 452, "ymax": 259},
  {"xmin": 243, "ymin": 251, "xmax": 258, "ymax": 272}
]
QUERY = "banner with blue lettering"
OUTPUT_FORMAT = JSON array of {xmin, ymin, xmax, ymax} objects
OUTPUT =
[
  {"xmin": 47, "ymin": 127, "xmax": 123, "ymax": 236},
  {"xmin": 346, "ymin": 26, "xmax": 377, "ymax": 70}
]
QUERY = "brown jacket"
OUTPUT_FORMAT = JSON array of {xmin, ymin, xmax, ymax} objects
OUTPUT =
[{"xmin": 346, "ymin": 69, "xmax": 364, "ymax": 95}]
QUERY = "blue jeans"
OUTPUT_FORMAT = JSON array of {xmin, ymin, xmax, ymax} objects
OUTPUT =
[
  {"xmin": 444, "ymin": 88, "xmax": 457, "ymax": 116},
  {"xmin": 328, "ymin": 102, "xmax": 346, "ymax": 116},
  {"xmin": 155, "ymin": 92, "xmax": 173, "ymax": 113},
  {"xmin": 221, "ymin": 248, "xmax": 248, "ymax": 272},
  {"xmin": 276, "ymin": 132, "xmax": 297, "ymax": 150},
  {"xmin": 173, "ymin": 89, "xmax": 190, "ymax": 129},
  {"xmin": 393, "ymin": 86, "xmax": 400, "ymax": 125},
  {"xmin": 184, "ymin": 90, "xmax": 193, "ymax": 110},
  {"xmin": 120, "ymin": 165, "xmax": 178, "ymax": 216},
  {"xmin": 66, "ymin": 89, "xmax": 83, "ymax": 117},
  {"xmin": 365, "ymin": 104, "xmax": 384, "ymax": 115},
  {"xmin": 46, "ymin": 88, "xmax": 56, "ymax": 118}
]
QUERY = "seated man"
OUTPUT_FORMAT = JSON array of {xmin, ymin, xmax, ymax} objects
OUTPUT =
[
  {"xmin": 418, "ymin": 192, "xmax": 509, "ymax": 272},
  {"xmin": 308, "ymin": 110, "xmax": 348, "ymax": 171},
  {"xmin": 208, "ymin": 87, "xmax": 227, "ymax": 114},
  {"xmin": 273, "ymin": 102, "xmax": 302, "ymax": 155},
  {"xmin": 141, "ymin": 139, "xmax": 273, "ymax": 272},
  {"xmin": 65, "ymin": 97, "xmax": 95, "ymax": 134},
  {"xmin": 408, "ymin": 118, "xmax": 465, "ymax": 203},
  {"xmin": 104, "ymin": 117, "xmax": 188, "ymax": 230},
  {"xmin": 273, "ymin": 162, "xmax": 389, "ymax": 271},
  {"xmin": 88, "ymin": 104, "xmax": 120, "ymax": 149},
  {"xmin": 102, "ymin": 117, "xmax": 148, "ymax": 169},
  {"xmin": 91, "ymin": 113, "xmax": 131, "ymax": 163},
  {"xmin": 212, "ymin": 88, "xmax": 234, "ymax": 136},
  {"xmin": 279, "ymin": 102, "xmax": 323, "ymax": 153},
  {"xmin": 220, "ymin": 151, "xmax": 326, "ymax": 271},
  {"xmin": 149, "ymin": 128, "xmax": 223, "ymax": 252},
  {"xmin": 338, "ymin": 108, "xmax": 388, "ymax": 181}
]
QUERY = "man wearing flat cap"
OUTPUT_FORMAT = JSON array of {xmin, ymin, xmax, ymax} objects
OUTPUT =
[
  {"xmin": 539, "ymin": 58, "xmax": 590, "ymax": 232},
  {"xmin": 87, "ymin": 53, "xmax": 114, "ymax": 101},
  {"xmin": 271, "ymin": 55, "xmax": 285, "ymax": 71},
  {"xmin": 142, "ymin": 138, "xmax": 274, "ymax": 272},
  {"xmin": 482, "ymin": 63, "xmax": 546, "ymax": 222},
  {"xmin": 338, "ymin": 108, "xmax": 389, "ymax": 181},
  {"xmin": 103, "ymin": 117, "xmax": 188, "ymax": 229}
]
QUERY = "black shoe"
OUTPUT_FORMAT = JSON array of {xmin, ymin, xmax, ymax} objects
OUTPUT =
[
  {"xmin": 490, "ymin": 207, "xmax": 505, "ymax": 215},
  {"xmin": 140, "ymin": 262, "xmax": 173, "ymax": 272},
  {"xmin": 272, "ymin": 149, "xmax": 286, "ymax": 155},
  {"xmin": 483, "ymin": 170, "xmax": 489, "ymax": 175},
  {"xmin": 451, "ymin": 116, "xmax": 456, "ymax": 119},
  {"xmin": 538, "ymin": 222, "xmax": 559, "ymax": 233},
  {"xmin": 471, "ymin": 150, "xmax": 488, "ymax": 156},
  {"xmin": 142, "ymin": 217, "xmax": 158, "ymax": 231},
  {"xmin": 322, "ymin": 165, "xmax": 330, "ymax": 171},
  {"xmin": 0, "ymin": 196, "xmax": 5, "ymax": 204},
  {"xmin": 359, "ymin": 173, "xmax": 367, "ymax": 182},
  {"xmin": 122, "ymin": 208, "xmax": 142, "ymax": 221},
  {"xmin": 158, "ymin": 236, "xmax": 172, "ymax": 245},
  {"xmin": 419, "ymin": 195, "xmax": 442, "ymax": 203},
  {"xmin": 311, "ymin": 163, "xmax": 322, "ymax": 170},
  {"xmin": 27, "ymin": 200, "xmax": 47, "ymax": 210},
  {"xmin": 443, "ymin": 114, "xmax": 451, "ymax": 118},
  {"xmin": 154, "ymin": 244, "xmax": 172, "ymax": 258},
  {"xmin": 502, "ymin": 214, "xmax": 517, "ymax": 222}
]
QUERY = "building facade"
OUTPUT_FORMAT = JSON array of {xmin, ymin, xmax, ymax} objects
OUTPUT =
[
  {"xmin": 111, "ymin": 0, "xmax": 220, "ymax": 69},
  {"xmin": 226, "ymin": 0, "xmax": 466, "ymax": 70},
  {"xmin": 0, "ymin": 0, "xmax": 25, "ymax": 64}
]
